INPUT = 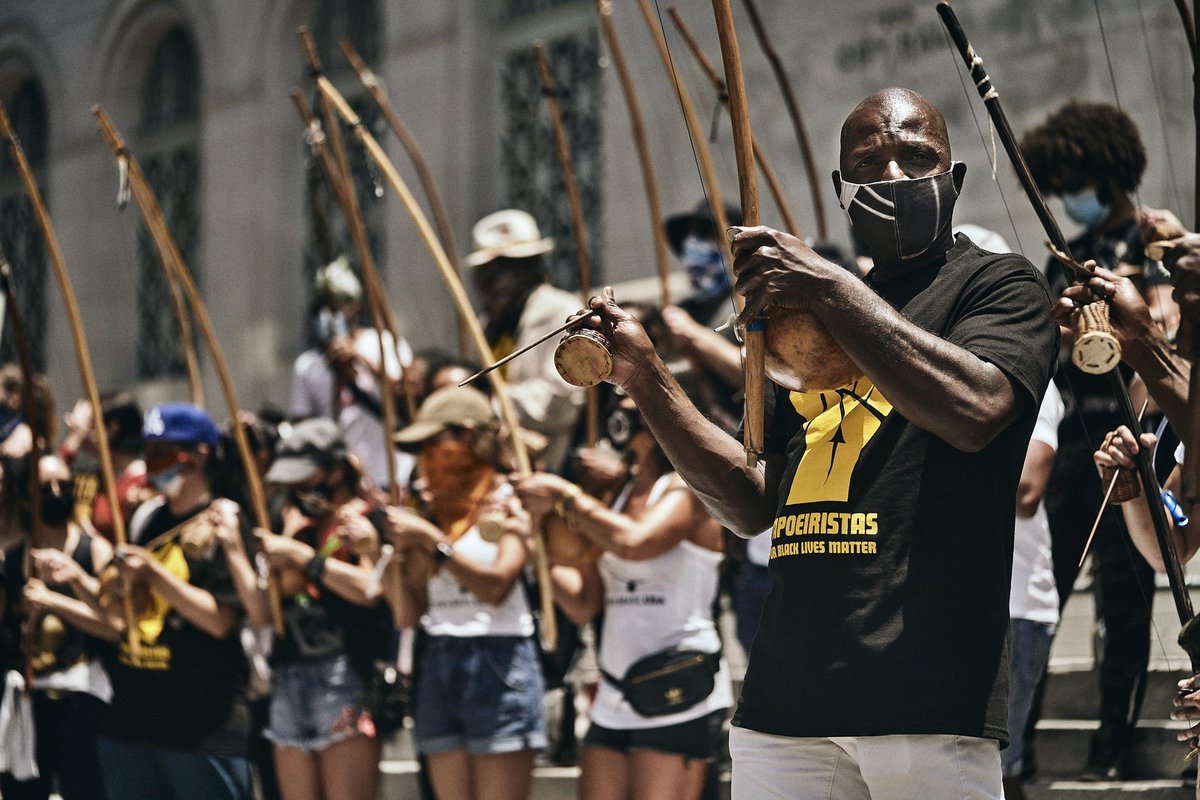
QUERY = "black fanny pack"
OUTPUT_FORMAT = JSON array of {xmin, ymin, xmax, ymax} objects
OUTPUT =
[{"xmin": 601, "ymin": 648, "xmax": 719, "ymax": 717}]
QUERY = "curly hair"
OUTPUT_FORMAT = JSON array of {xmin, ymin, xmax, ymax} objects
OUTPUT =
[{"xmin": 1020, "ymin": 101, "xmax": 1146, "ymax": 198}]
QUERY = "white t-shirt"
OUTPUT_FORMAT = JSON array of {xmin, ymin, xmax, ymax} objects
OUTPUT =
[
  {"xmin": 1010, "ymin": 383, "xmax": 1064, "ymax": 624},
  {"xmin": 745, "ymin": 529, "xmax": 772, "ymax": 566},
  {"xmin": 421, "ymin": 525, "xmax": 534, "ymax": 638},
  {"xmin": 289, "ymin": 329, "xmax": 414, "ymax": 490}
]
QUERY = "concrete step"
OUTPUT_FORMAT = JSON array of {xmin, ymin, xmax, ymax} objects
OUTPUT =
[
  {"xmin": 1029, "ymin": 719, "xmax": 1192, "ymax": 779},
  {"xmin": 1025, "ymin": 780, "xmax": 1193, "ymax": 800},
  {"xmin": 1040, "ymin": 667, "xmax": 1189, "ymax": 721}
]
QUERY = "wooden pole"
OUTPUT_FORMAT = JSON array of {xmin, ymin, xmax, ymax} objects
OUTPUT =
[
  {"xmin": 298, "ymin": 27, "xmax": 418, "ymax": 433},
  {"xmin": 532, "ymin": 43, "xmax": 599, "ymax": 449},
  {"xmin": 738, "ymin": 0, "xmax": 829, "ymax": 240},
  {"xmin": 0, "ymin": 103, "xmax": 142, "ymax": 661},
  {"xmin": 314, "ymin": 73, "xmax": 558, "ymax": 649},
  {"xmin": 289, "ymin": 88, "xmax": 407, "ymax": 629},
  {"xmin": 634, "ymin": 0, "xmax": 736, "ymax": 298},
  {"xmin": 666, "ymin": 5, "xmax": 798, "ymax": 236},
  {"xmin": 0, "ymin": 251, "xmax": 43, "ymax": 688},
  {"xmin": 595, "ymin": 0, "xmax": 672, "ymax": 307},
  {"xmin": 338, "ymin": 37, "xmax": 472, "ymax": 359},
  {"xmin": 710, "ymin": 0, "xmax": 765, "ymax": 467},
  {"xmin": 92, "ymin": 106, "xmax": 286, "ymax": 637}
]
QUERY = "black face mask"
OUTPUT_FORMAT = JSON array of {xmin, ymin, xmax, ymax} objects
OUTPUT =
[
  {"xmin": 834, "ymin": 163, "xmax": 963, "ymax": 265},
  {"xmin": 20, "ymin": 484, "xmax": 75, "ymax": 529},
  {"xmin": 606, "ymin": 408, "xmax": 644, "ymax": 449}
]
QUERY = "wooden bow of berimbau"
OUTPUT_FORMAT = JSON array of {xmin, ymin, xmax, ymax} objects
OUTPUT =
[
  {"xmin": 0, "ymin": 103, "xmax": 143, "ymax": 662},
  {"xmin": 936, "ymin": 2, "xmax": 1200, "ymax": 676},
  {"xmin": 303, "ymin": 54, "xmax": 558, "ymax": 649},
  {"xmin": 0, "ymin": 246, "xmax": 45, "ymax": 688},
  {"xmin": 92, "ymin": 106, "xmax": 287, "ymax": 637}
]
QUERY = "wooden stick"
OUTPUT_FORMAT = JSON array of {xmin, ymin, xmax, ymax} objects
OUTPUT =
[
  {"xmin": 458, "ymin": 312, "xmax": 591, "ymax": 388},
  {"xmin": 298, "ymin": 28, "xmax": 417, "ymax": 439},
  {"xmin": 0, "ymin": 252, "xmax": 43, "ymax": 688},
  {"xmin": 533, "ymin": 43, "xmax": 599, "ymax": 449},
  {"xmin": 0, "ymin": 103, "xmax": 142, "ymax": 662},
  {"xmin": 738, "ymin": 0, "xmax": 828, "ymax": 241},
  {"xmin": 594, "ymin": 0, "xmax": 671, "ymax": 307},
  {"xmin": 665, "ymin": 6, "xmax": 799, "ymax": 237},
  {"xmin": 314, "ymin": 74, "xmax": 558, "ymax": 649},
  {"xmin": 1079, "ymin": 400, "xmax": 1150, "ymax": 568},
  {"xmin": 289, "ymin": 88, "xmax": 408, "ymax": 629},
  {"xmin": 634, "ymin": 0, "xmax": 735, "ymax": 302},
  {"xmin": 92, "ymin": 106, "xmax": 285, "ymax": 637},
  {"xmin": 337, "ymin": 37, "xmax": 472, "ymax": 359},
  {"xmin": 297, "ymin": 29, "xmax": 402, "ymax": 496},
  {"xmin": 710, "ymin": 0, "xmax": 765, "ymax": 468}
]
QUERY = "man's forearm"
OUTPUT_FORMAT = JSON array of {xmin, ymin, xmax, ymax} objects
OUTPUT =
[
  {"xmin": 814, "ymin": 273, "xmax": 1019, "ymax": 451},
  {"xmin": 624, "ymin": 358, "xmax": 771, "ymax": 536},
  {"xmin": 1126, "ymin": 332, "xmax": 1192, "ymax": 443}
]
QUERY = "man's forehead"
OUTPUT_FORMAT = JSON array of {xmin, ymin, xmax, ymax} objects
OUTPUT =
[{"xmin": 841, "ymin": 89, "xmax": 948, "ymax": 149}]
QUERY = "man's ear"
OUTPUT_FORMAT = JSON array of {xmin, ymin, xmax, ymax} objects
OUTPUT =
[
  {"xmin": 831, "ymin": 171, "xmax": 843, "ymax": 208},
  {"xmin": 951, "ymin": 161, "xmax": 967, "ymax": 193}
]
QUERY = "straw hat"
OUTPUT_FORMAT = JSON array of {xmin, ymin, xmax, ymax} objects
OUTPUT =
[{"xmin": 463, "ymin": 209, "xmax": 554, "ymax": 268}]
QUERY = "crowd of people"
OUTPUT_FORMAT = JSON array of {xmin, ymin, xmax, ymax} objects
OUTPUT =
[{"xmin": 3, "ymin": 84, "xmax": 1200, "ymax": 800}]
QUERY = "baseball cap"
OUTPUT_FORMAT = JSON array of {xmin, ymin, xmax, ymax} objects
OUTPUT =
[
  {"xmin": 264, "ymin": 417, "xmax": 347, "ymax": 485},
  {"xmin": 142, "ymin": 403, "xmax": 220, "ymax": 448},
  {"xmin": 393, "ymin": 386, "xmax": 495, "ymax": 450}
]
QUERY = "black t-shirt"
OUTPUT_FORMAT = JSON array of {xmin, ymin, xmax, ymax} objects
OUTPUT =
[
  {"xmin": 102, "ymin": 498, "xmax": 251, "ymax": 756},
  {"xmin": 733, "ymin": 235, "xmax": 1058, "ymax": 743},
  {"xmin": 271, "ymin": 508, "xmax": 391, "ymax": 676},
  {"xmin": 0, "ymin": 532, "xmax": 100, "ymax": 677}
]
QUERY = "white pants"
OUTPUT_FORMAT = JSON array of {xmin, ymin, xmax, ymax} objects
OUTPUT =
[{"xmin": 729, "ymin": 727, "xmax": 1003, "ymax": 800}]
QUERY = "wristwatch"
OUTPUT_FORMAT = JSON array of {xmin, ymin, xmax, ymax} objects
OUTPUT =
[
  {"xmin": 304, "ymin": 553, "xmax": 328, "ymax": 582},
  {"xmin": 432, "ymin": 540, "xmax": 454, "ymax": 567}
]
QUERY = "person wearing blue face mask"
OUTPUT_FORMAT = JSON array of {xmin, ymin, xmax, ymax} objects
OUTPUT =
[
  {"xmin": 1021, "ymin": 101, "xmax": 1181, "ymax": 782},
  {"xmin": 94, "ymin": 403, "xmax": 257, "ymax": 800}
]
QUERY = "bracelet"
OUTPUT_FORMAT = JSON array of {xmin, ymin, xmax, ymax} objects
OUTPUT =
[
  {"xmin": 554, "ymin": 484, "xmax": 585, "ymax": 520},
  {"xmin": 304, "ymin": 553, "xmax": 328, "ymax": 583}
]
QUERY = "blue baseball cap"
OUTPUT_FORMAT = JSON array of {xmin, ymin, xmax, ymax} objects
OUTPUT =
[{"xmin": 142, "ymin": 403, "xmax": 220, "ymax": 448}]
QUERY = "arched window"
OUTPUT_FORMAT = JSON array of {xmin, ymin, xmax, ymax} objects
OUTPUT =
[
  {"xmin": 303, "ymin": 0, "xmax": 384, "ymax": 342},
  {"xmin": 502, "ymin": 30, "xmax": 604, "ymax": 291},
  {"xmin": 0, "ymin": 78, "xmax": 49, "ymax": 369},
  {"xmin": 137, "ymin": 26, "xmax": 201, "ymax": 379}
]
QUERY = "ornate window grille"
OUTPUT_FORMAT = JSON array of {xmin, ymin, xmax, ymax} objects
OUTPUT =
[
  {"xmin": 502, "ymin": 29, "xmax": 603, "ymax": 292},
  {"xmin": 0, "ymin": 79, "xmax": 49, "ymax": 370},
  {"xmin": 302, "ymin": 0, "xmax": 385, "ymax": 344},
  {"xmin": 136, "ymin": 27, "xmax": 201, "ymax": 379}
]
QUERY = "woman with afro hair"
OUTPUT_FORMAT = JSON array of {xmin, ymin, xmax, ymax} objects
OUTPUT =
[{"xmin": 1020, "ymin": 101, "xmax": 1178, "ymax": 782}]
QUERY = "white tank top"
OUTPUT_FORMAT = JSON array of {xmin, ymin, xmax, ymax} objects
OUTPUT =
[
  {"xmin": 421, "ymin": 525, "xmax": 534, "ymax": 638},
  {"xmin": 590, "ymin": 473, "xmax": 733, "ymax": 729}
]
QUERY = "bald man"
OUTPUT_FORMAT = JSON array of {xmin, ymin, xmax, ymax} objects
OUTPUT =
[{"xmin": 575, "ymin": 88, "xmax": 1059, "ymax": 799}]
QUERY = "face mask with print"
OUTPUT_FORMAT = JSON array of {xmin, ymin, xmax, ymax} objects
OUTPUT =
[
  {"xmin": 680, "ymin": 234, "xmax": 730, "ymax": 300},
  {"xmin": 836, "ymin": 164, "xmax": 962, "ymax": 264},
  {"xmin": 315, "ymin": 308, "xmax": 350, "ymax": 346},
  {"xmin": 290, "ymin": 484, "xmax": 335, "ymax": 519},
  {"xmin": 1061, "ymin": 188, "xmax": 1110, "ymax": 230},
  {"xmin": 150, "ymin": 463, "xmax": 186, "ymax": 498}
]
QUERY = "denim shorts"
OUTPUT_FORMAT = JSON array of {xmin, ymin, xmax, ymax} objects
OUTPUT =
[
  {"xmin": 264, "ymin": 653, "xmax": 375, "ymax": 752},
  {"xmin": 414, "ymin": 635, "xmax": 546, "ymax": 756}
]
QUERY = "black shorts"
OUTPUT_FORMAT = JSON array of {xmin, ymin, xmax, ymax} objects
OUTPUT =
[{"xmin": 583, "ymin": 709, "xmax": 726, "ymax": 761}]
